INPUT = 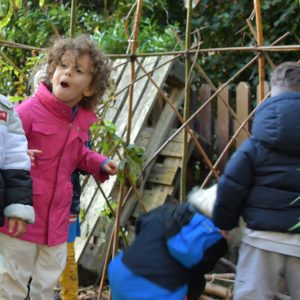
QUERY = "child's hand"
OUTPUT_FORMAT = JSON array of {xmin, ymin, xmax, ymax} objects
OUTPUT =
[
  {"xmin": 28, "ymin": 149, "xmax": 42, "ymax": 166},
  {"xmin": 103, "ymin": 160, "xmax": 119, "ymax": 175},
  {"xmin": 8, "ymin": 217, "xmax": 27, "ymax": 237},
  {"xmin": 220, "ymin": 230, "xmax": 233, "ymax": 240}
]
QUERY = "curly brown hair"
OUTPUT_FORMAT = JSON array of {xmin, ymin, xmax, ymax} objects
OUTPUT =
[{"xmin": 39, "ymin": 35, "xmax": 111, "ymax": 110}]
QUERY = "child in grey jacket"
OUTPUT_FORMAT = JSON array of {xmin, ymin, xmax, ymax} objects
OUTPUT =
[{"xmin": 0, "ymin": 94, "xmax": 34, "ymax": 236}]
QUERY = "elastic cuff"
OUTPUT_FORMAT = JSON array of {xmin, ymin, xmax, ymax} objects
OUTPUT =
[{"xmin": 100, "ymin": 158, "xmax": 110, "ymax": 174}]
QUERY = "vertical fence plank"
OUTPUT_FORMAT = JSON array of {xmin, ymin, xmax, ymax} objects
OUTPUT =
[
  {"xmin": 198, "ymin": 84, "xmax": 213, "ymax": 146},
  {"xmin": 256, "ymin": 81, "xmax": 270, "ymax": 106},
  {"xmin": 216, "ymin": 85, "xmax": 229, "ymax": 171},
  {"xmin": 235, "ymin": 82, "xmax": 251, "ymax": 147}
]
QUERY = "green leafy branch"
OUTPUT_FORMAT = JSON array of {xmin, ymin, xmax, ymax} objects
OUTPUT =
[{"xmin": 90, "ymin": 120, "xmax": 146, "ymax": 186}]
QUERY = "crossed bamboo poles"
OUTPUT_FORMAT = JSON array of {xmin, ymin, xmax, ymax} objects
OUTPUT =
[
  {"xmin": 0, "ymin": 1, "xmax": 298, "ymax": 299},
  {"xmin": 97, "ymin": 1, "xmax": 298, "ymax": 299}
]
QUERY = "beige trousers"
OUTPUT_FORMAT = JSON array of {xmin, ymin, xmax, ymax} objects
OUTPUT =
[
  {"xmin": 234, "ymin": 243, "xmax": 300, "ymax": 300},
  {"xmin": 0, "ymin": 233, "xmax": 67, "ymax": 300}
]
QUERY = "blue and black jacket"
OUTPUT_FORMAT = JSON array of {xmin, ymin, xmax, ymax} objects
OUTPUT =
[
  {"xmin": 115, "ymin": 201, "xmax": 227, "ymax": 300},
  {"xmin": 213, "ymin": 92, "xmax": 300, "ymax": 233}
]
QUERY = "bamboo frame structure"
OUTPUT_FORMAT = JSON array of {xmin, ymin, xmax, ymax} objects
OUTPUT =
[{"xmin": 2, "ymin": 1, "xmax": 299, "ymax": 299}]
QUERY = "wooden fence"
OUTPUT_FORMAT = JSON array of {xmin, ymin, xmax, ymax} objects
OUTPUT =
[{"xmin": 190, "ymin": 81, "xmax": 270, "ymax": 175}]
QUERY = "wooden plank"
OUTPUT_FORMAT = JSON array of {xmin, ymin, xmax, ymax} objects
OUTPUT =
[
  {"xmin": 199, "ymin": 84, "xmax": 213, "ymax": 145},
  {"xmin": 160, "ymin": 129, "xmax": 191, "ymax": 157},
  {"xmin": 104, "ymin": 59, "xmax": 139, "ymax": 123},
  {"xmin": 147, "ymin": 157, "xmax": 181, "ymax": 185},
  {"xmin": 256, "ymin": 80, "xmax": 270, "ymax": 107},
  {"xmin": 134, "ymin": 185, "xmax": 174, "ymax": 215},
  {"xmin": 136, "ymin": 127, "xmax": 190, "ymax": 158},
  {"xmin": 75, "ymin": 179, "xmax": 115, "ymax": 260},
  {"xmin": 216, "ymin": 85, "xmax": 229, "ymax": 171},
  {"xmin": 115, "ymin": 56, "xmax": 159, "ymax": 138},
  {"xmin": 96, "ymin": 58, "xmax": 127, "ymax": 116},
  {"xmin": 135, "ymin": 127, "xmax": 153, "ymax": 149},
  {"xmin": 111, "ymin": 59, "xmax": 128, "ymax": 86},
  {"xmin": 128, "ymin": 55, "xmax": 176, "ymax": 143},
  {"xmin": 235, "ymin": 82, "xmax": 250, "ymax": 147}
]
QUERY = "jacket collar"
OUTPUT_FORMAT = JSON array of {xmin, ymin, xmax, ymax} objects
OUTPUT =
[{"xmin": 35, "ymin": 83, "xmax": 73, "ymax": 122}]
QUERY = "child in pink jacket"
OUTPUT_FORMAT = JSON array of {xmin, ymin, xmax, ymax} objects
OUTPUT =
[{"xmin": 0, "ymin": 35, "xmax": 118, "ymax": 300}]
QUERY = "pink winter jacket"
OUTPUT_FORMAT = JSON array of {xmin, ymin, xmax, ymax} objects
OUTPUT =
[{"xmin": 0, "ymin": 83, "xmax": 109, "ymax": 246}]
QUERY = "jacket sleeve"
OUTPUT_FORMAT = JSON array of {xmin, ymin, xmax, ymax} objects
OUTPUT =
[
  {"xmin": 77, "ymin": 146, "xmax": 109, "ymax": 183},
  {"xmin": 212, "ymin": 139, "xmax": 256, "ymax": 230},
  {"xmin": 165, "ymin": 204, "xmax": 223, "ymax": 268},
  {"xmin": 3, "ymin": 108, "xmax": 34, "ymax": 223},
  {"xmin": 187, "ymin": 238, "xmax": 228, "ymax": 300}
]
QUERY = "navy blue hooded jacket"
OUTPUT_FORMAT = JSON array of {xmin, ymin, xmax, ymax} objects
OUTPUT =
[
  {"xmin": 121, "ymin": 201, "xmax": 227, "ymax": 300},
  {"xmin": 213, "ymin": 92, "xmax": 300, "ymax": 233}
]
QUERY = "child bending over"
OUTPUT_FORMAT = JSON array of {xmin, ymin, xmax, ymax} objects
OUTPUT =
[{"xmin": 108, "ymin": 192, "xmax": 227, "ymax": 300}]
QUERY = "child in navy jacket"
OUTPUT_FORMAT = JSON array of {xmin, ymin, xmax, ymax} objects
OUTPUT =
[
  {"xmin": 213, "ymin": 62, "xmax": 300, "ymax": 300},
  {"xmin": 108, "ymin": 194, "xmax": 227, "ymax": 300}
]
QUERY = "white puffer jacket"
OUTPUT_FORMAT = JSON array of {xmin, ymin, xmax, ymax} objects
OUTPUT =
[{"xmin": 0, "ymin": 94, "xmax": 34, "ymax": 226}]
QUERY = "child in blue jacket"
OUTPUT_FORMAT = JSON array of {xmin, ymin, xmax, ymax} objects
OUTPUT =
[{"xmin": 108, "ymin": 194, "xmax": 227, "ymax": 300}]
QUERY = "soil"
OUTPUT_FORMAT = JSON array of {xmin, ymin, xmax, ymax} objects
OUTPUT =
[{"xmin": 53, "ymin": 285, "xmax": 109, "ymax": 300}]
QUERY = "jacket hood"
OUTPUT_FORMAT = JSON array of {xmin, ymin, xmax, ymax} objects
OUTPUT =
[{"xmin": 252, "ymin": 92, "xmax": 300, "ymax": 155}]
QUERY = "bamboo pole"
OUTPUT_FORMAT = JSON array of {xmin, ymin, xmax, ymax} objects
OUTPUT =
[
  {"xmin": 181, "ymin": 0, "xmax": 193, "ymax": 201},
  {"xmin": 246, "ymin": 11, "xmax": 276, "ymax": 70},
  {"xmin": 126, "ymin": 0, "xmax": 143, "ymax": 145},
  {"xmin": 1, "ymin": 39, "xmax": 299, "ymax": 55},
  {"xmin": 254, "ymin": 0, "xmax": 265, "ymax": 102},
  {"xmin": 70, "ymin": 0, "xmax": 77, "ymax": 38},
  {"xmin": 111, "ymin": 0, "xmax": 143, "ymax": 265},
  {"xmin": 106, "ymin": 44, "xmax": 300, "ymax": 58}
]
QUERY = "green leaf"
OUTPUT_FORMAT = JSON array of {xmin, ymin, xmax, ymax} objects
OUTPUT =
[
  {"xmin": 39, "ymin": 0, "xmax": 46, "ymax": 9},
  {"xmin": 288, "ymin": 218, "xmax": 300, "ymax": 232},
  {"xmin": 0, "ymin": 0, "xmax": 13, "ymax": 30},
  {"xmin": 290, "ymin": 196, "xmax": 300, "ymax": 206},
  {"xmin": 14, "ymin": 0, "xmax": 22, "ymax": 9},
  {"xmin": 8, "ymin": 95, "xmax": 24, "ymax": 102}
]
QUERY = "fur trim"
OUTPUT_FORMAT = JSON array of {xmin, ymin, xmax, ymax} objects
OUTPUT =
[
  {"xmin": 187, "ymin": 184, "xmax": 217, "ymax": 218},
  {"xmin": 4, "ymin": 204, "xmax": 35, "ymax": 224}
]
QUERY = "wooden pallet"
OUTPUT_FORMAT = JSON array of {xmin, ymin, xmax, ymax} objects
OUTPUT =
[
  {"xmin": 133, "ymin": 127, "xmax": 193, "ymax": 215},
  {"xmin": 75, "ymin": 55, "xmax": 187, "ymax": 279}
]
